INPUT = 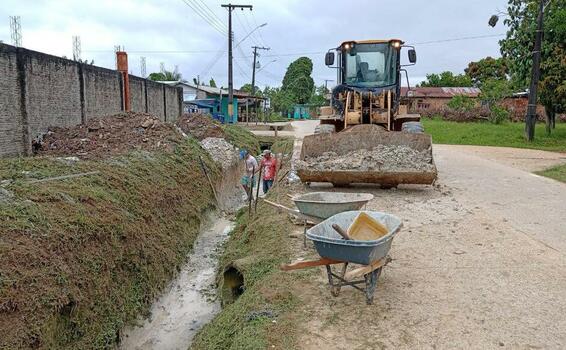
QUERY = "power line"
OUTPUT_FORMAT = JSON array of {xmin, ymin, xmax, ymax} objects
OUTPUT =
[
  {"xmin": 250, "ymin": 11, "xmax": 268, "ymax": 48},
  {"xmin": 188, "ymin": 0, "xmax": 227, "ymax": 31},
  {"xmin": 410, "ymin": 33, "xmax": 505, "ymax": 45},
  {"xmin": 180, "ymin": 0, "xmax": 226, "ymax": 36}
]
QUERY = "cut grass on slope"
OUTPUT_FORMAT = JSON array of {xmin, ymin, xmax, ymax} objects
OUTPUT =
[
  {"xmin": 0, "ymin": 139, "xmax": 218, "ymax": 349},
  {"xmin": 222, "ymin": 124, "xmax": 261, "ymax": 155},
  {"xmin": 536, "ymin": 164, "xmax": 566, "ymax": 183},
  {"xmin": 422, "ymin": 118, "xmax": 566, "ymax": 152}
]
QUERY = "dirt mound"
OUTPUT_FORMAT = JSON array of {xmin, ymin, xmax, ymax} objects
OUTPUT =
[
  {"xmin": 38, "ymin": 112, "xmax": 182, "ymax": 159},
  {"xmin": 177, "ymin": 113, "xmax": 226, "ymax": 140}
]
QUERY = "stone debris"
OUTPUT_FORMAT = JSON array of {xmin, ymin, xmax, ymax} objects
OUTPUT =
[
  {"xmin": 200, "ymin": 137, "xmax": 239, "ymax": 169},
  {"xmin": 295, "ymin": 144, "xmax": 435, "ymax": 172}
]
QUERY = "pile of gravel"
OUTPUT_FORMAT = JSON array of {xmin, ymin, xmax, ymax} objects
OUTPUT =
[
  {"xmin": 200, "ymin": 137, "xmax": 240, "ymax": 169},
  {"xmin": 295, "ymin": 144, "xmax": 435, "ymax": 172}
]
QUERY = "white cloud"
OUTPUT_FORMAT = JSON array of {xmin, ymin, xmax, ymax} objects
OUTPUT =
[{"xmin": 1, "ymin": 0, "xmax": 508, "ymax": 88}]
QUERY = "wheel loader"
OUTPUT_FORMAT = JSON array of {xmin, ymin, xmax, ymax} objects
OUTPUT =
[{"xmin": 297, "ymin": 39, "xmax": 437, "ymax": 187}]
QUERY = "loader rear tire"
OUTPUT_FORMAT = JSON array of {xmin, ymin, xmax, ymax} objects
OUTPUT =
[{"xmin": 401, "ymin": 121, "xmax": 424, "ymax": 134}]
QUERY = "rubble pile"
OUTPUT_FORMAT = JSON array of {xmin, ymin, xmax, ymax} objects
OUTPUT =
[
  {"xmin": 177, "ymin": 113, "xmax": 225, "ymax": 140},
  {"xmin": 296, "ymin": 144, "xmax": 435, "ymax": 172},
  {"xmin": 200, "ymin": 137, "xmax": 240, "ymax": 170},
  {"xmin": 38, "ymin": 112, "xmax": 182, "ymax": 159}
]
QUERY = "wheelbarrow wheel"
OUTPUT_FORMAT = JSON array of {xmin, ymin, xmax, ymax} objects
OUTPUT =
[{"xmin": 364, "ymin": 267, "xmax": 382, "ymax": 305}]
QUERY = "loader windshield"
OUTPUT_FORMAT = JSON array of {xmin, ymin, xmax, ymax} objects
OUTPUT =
[{"xmin": 343, "ymin": 43, "xmax": 397, "ymax": 88}]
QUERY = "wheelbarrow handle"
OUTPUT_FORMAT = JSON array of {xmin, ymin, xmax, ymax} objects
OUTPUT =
[{"xmin": 332, "ymin": 224, "xmax": 352, "ymax": 240}]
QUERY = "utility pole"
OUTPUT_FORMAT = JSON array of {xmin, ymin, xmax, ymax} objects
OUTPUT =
[
  {"xmin": 222, "ymin": 3, "xmax": 253, "ymax": 120},
  {"xmin": 324, "ymin": 79, "xmax": 334, "ymax": 92},
  {"xmin": 525, "ymin": 0, "xmax": 545, "ymax": 141},
  {"xmin": 251, "ymin": 46, "xmax": 269, "ymax": 96}
]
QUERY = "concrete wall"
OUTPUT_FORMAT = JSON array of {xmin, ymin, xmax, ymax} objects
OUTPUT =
[
  {"xmin": 0, "ymin": 43, "xmax": 183, "ymax": 157},
  {"xmin": 83, "ymin": 65, "xmax": 122, "ymax": 120},
  {"xmin": 0, "ymin": 45, "xmax": 24, "ymax": 156},
  {"xmin": 164, "ymin": 85, "xmax": 182, "ymax": 122},
  {"xmin": 129, "ymin": 76, "xmax": 146, "ymax": 113},
  {"xmin": 146, "ymin": 80, "xmax": 165, "ymax": 120}
]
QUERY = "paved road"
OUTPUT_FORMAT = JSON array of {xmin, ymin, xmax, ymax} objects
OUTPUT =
[{"xmin": 283, "ymin": 120, "xmax": 566, "ymax": 349}]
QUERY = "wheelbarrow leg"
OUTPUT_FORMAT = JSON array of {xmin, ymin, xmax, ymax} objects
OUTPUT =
[
  {"xmin": 364, "ymin": 267, "xmax": 382, "ymax": 305},
  {"xmin": 303, "ymin": 220, "xmax": 307, "ymax": 248},
  {"xmin": 326, "ymin": 263, "xmax": 348, "ymax": 297}
]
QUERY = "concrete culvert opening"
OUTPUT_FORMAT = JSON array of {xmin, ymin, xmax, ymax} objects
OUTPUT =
[
  {"xmin": 259, "ymin": 141, "xmax": 273, "ymax": 152},
  {"xmin": 222, "ymin": 266, "xmax": 245, "ymax": 305}
]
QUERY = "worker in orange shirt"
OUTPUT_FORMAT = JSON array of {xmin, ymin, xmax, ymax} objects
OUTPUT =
[{"xmin": 259, "ymin": 149, "xmax": 277, "ymax": 193}]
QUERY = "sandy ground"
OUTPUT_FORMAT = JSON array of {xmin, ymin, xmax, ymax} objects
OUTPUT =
[{"xmin": 283, "ymin": 120, "xmax": 566, "ymax": 350}]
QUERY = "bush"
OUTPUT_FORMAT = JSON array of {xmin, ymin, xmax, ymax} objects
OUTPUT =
[
  {"xmin": 488, "ymin": 105, "xmax": 510, "ymax": 124},
  {"xmin": 447, "ymin": 95, "xmax": 475, "ymax": 112}
]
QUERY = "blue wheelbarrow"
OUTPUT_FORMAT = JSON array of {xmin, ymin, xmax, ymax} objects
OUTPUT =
[{"xmin": 281, "ymin": 211, "xmax": 402, "ymax": 304}]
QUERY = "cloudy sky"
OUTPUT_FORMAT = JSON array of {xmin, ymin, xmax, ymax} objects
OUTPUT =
[{"xmin": 1, "ymin": 0, "xmax": 509, "ymax": 89}]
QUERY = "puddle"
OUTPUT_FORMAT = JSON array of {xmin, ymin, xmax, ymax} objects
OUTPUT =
[{"xmin": 120, "ymin": 216, "xmax": 234, "ymax": 350}]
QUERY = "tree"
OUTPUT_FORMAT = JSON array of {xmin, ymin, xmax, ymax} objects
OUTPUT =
[
  {"xmin": 263, "ymin": 86, "xmax": 294, "ymax": 113},
  {"xmin": 500, "ymin": 0, "xmax": 566, "ymax": 132},
  {"xmin": 281, "ymin": 57, "xmax": 315, "ymax": 105},
  {"xmin": 148, "ymin": 69, "xmax": 182, "ymax": 82},
  {"xmin": 239, "ymin": 83, "xmax": 262, "ymax": 96},
  {"xmin": 309, "ymin": 85, "xmax": 328, "ymax": 107},
  {"xmin": 209, "ymin": 78, "xmax": 217, "ymax": 87},
  {"xmin": 465, "ymin": 57, "xmax": 508, "ymax": 87},
  {"xmin": 418, "ymin": 71, "xmax": 473, "ymax": 87}
]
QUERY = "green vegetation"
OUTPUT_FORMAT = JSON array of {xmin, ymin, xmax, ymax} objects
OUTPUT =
[
  {"xmin": 536, "ymin": 164, "xmax": 566, "ymax": 183},
  {"xmin": 221, "ymin": 124, "xmax": 261, "ymax": 154},
  {"xmin": 192, "ymin": 193, "xmax": 302, "ymax": 350},
  {"xmin": 418, "ymin": 71, "xmax": 473, "ymax": 87},
  {"xmin": 422, "ymin": 118, "xmax": 566, "ymax": 152},
  {"xmin": 148, "ymin": 68, "xmax": 182, "ymax": 81},
  {"xmin": 0, "ymin": 139, "xmax": 218, "ymax": 349}
]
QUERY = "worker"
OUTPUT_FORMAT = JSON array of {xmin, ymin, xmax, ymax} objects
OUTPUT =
[
  {"xmin": 260, "ymin": 149, "xmax": 278, "ymax": 193},
  {"xmin": 241, "ymin": 149, "xmax": 258, "ymax": 200}
]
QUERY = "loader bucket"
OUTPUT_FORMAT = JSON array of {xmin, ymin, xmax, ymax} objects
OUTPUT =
[{"xmin": 297, "ymin": 128, "xmax": 437, "ymax": 186}]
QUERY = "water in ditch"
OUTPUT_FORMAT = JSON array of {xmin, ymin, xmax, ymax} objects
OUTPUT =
[{"xmin": 120, "ymin": 216, "xmax": 235, "ymax": 350}]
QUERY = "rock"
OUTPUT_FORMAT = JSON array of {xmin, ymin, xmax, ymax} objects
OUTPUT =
[
  {"xmin": 295, "ymin": 144, "xmax": 435, "ymax": 173},
  {"xmin": 200, "ymin": 137, "xmax": 239, "ymax": 169},
  {"xmin": 0, "ymin": 188, "xmax": 14, "ymax": 204},
  {"xmin": 141, "ymin": 118, "xmax": 155, "ymax": 128}
]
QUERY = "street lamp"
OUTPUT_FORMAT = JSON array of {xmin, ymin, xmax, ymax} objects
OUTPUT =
[
  {"xmin": 235, "ymin": 23, "xmax": 268, "ymax": 49},
  {"xmin": 257, "ymin": 59, "xmax": 277, "ymax": 72}
]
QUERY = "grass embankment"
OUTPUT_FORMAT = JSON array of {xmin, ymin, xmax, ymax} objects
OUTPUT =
[
  {"xmin": 0, "ymin": 139, "xmax": 220, "ymax": 349},
  {"xmin": 192, "ymin": 185, "xmax": 305, "ymax": 349},
  {"xmin": 222, "ymin": 124, "xmax": 261, "ymax": 154},
  {"xmin": 422, "ymin": 118, "xmax": 566, "ymax": 152},
  {"xmin": 536, "ymin": 164, "xmax": 566, "ymax": 183}
]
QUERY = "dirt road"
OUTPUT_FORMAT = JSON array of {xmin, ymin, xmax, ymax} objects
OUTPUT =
[{"xmin": 285, "ymin": 121, "xmax": 566, "ymax": 349}]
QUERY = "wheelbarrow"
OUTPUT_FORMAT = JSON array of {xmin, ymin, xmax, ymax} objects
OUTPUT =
[
  {"xmin": 264, "ymin": 192, "xmax": 374, "ymax": 243},
  {"xmin": 281, "ymin": 211, "xmax": 402, "ymax": 304}
]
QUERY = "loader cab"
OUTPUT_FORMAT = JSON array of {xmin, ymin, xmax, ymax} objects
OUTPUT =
[{"xmin": 325, "ymin": 40, "xmax": 416, "ymax": 89}]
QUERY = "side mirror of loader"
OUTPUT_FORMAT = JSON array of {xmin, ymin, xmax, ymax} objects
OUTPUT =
[
  {"xmin": 325, "ymin": 52, "xmax": 335, "ymax": 66},
  {"xmin": 408, "ymin": 49, "xmax": 417, "ymax": 64}
]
